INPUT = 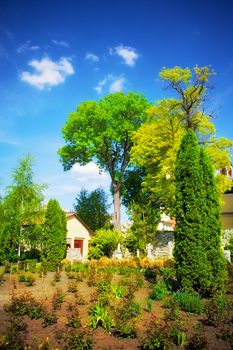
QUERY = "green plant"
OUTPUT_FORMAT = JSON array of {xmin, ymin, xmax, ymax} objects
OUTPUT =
[
  {"xmin": 18, "ymin": 273, "xmax": 35, "ymax": 286},
  {"xmin": 140, "ymin": 322, "xmax": 169, "ymax": 350},
  {"xmin": 119, "ymin": 301, "xmax": 141, "ymax": 321},
  {"xmin": 52, "ymin": 289, "xmax": 65, "ymax": 310},
  {"xmin": 205, "ymin": 292, "xmax": 227, "ymax": 326},
  {"xmin": 75, "ymin": 293, "xmax": 86, "ymax": 305},
  {"xmin": 4, "ymin": 293, "xmax": 44, "ymax": 319},
  {"xmin": 145, "ymin": 298, "xmax": 153, "ymax": 313},
  {"xmin": 113, "ymin": 320, "xmax": 136, "ymax": 338},
  {"xmin": 111, "ymin": 284, "xmax": 125, "ymax": 299},
  {"xmin": 164, "ymin": 302, "xmax": 180, "ymax": 320},
  {"xmin": 170, "ymin": 327, "xmax": 186, "ymax": 346},
  {"xmin": 185, "ymin": 332, "xmax": 208, "ymax": 350},
  {"xmin": 42, "ymin": 312, "xmax": 57, "ymax": 327},
  {"xmin": 173, "ymin": 291, "xmax": 204, "ymax": 314},
  {"xmin": 66, "ymin": 312, "xmax": 81, "ymax": 328},
  {"xmin": 87, "ymin": 303, "xmax": 114, "ymax": 330},
  {"xmin": 63, "ymin": 330, "xmax": 93, "ymax": 350},
  {"xmin": 150, "ymin": 280, "xmax": 170, "ymax": 301}
]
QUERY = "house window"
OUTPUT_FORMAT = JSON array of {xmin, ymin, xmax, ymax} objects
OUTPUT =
[
  {"xmin": 66, "ymin": 238, "xmax": 71, "ymax": 248},
  {"xmin": 74, "ymin": 239, "xmax": 83, "ymax": 256}
]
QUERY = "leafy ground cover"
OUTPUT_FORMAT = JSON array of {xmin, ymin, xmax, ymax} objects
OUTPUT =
[{"xmin": 0, "ymin": 258, "xmax": 232, "ymax": 350}]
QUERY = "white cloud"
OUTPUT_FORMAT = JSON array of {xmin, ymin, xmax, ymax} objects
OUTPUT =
[
  {"xmin": 94, "ymin": 74, "xmax": 126, "ymax": 94},
  {"xmin": 109, "ymin": 77, "xmax": 126, "ymax": 93},
  {"xmin": 20, "ymin": 56, "xmax": 75, "ymax": 90},
  {"xmin": 52, "ymin": 40, "xmax": 69, "ymax": 48},
  {"xmin": 17, "ymin": 40, "xmax": 40, "ymax": 54},
  {"xmin": 110, "ymin": 44, "xmax": 139, "ymax": 67},
  {"xmin": 71, "ymin": 162, "xmax": 108, "ymax": 180},
  {"xmin": 85, "ymin": 53, "xmax": 99, "ymax": 62}
]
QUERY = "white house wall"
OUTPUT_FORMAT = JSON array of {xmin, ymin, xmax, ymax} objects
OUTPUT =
[{"xmin": 66, "ymin": 216, "xmax": 92, "ymax": 259}]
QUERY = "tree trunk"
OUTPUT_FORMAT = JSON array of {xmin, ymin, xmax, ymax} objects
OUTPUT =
[{"xmin": 113, "ymin": 183, "xmax": 121, "ymax": 231}]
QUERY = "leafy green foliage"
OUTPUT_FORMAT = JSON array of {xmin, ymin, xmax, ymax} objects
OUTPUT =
[
  {"xmin": 173, "ymin": 291, "xmax": 204, "ymax": 314},
  {"xmin": 88, "ymin": 228, "xmax": 123, "ymax": 259},
  {"xmin": 205, "ymin": 293, "xmax": 227, "ymax": 326},
  {"xmin": 150, "ymin": 280, "xmax": 170, "ymax": 301},
  {"xmin": 174, "ymin": 130, "xmax": 226, "ymax": 294},
  {"xmin": 58, "ymin": 91, "xmax": 150, "ymax": 229},
  {"xmin": 41, "ymin": 199, "xmax": 67, "ymax": 271},
  {"xmin": 0, "ymin": 155, "xmax": 46, "ymax": 262},
  {"xmin": 131, "ymin": 66, "xmax": 233, "ymax": 212},
  {"xmin": 140, "ymin": 321, "xmax": 170, "ymax": 350},
  {"xmin": 87, "ymin": 302, "xmax": 114, "ymax": 330},
  {"xmin": 74, "ymin": 188, "xmax": 110, "ymax": 231},
  {"xmin": 4, "ymin": 293, "xmax": 44, "ymax": 319}
]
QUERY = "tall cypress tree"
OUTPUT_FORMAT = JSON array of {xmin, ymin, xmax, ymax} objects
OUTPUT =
[
  {"xmin": 199, "ymin": 148, "xmax": 227, "ymax": 292},
  {"xmin": 42, "ymin": 199, "xmax": 67, "ymax": 271},
  {"xmin": 174, "ymin": 130, "xmax": 214, "ymax": 294}
]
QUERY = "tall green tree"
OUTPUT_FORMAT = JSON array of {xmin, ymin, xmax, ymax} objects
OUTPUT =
[
  {"xmin": 74, "ymin": 188, "xmax": 110, "ymax": 231},
  {"xmin": 42, "ymin": 199, "xmax": 67, "ymax": 270},
  {"xmin": 122, "ymin": 168, "xmax": 161, "ymax": 254},
  {"xmin": 174, "ymin": 130, "xmax": 226, "ymax": 295},
  {"xmin": 131, "ymin": 66, "xmax": 233, "ymax": 212},
  {"xmin": 58, "ymin": 92, "xmax": 150, "ymax": 230},
  {"xmin": 2, "ymin": 154, "xmax": 46, "ymax": 259},
  {"xmin": 199, "ymin": 147, "xmax": 227, "ymax": 291}
]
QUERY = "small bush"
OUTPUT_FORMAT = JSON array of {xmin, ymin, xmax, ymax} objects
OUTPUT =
[
  {"xmin": 42, "ymin": 312, "xmax": 57, "ymax": 327},
  {"xmin": 52, "ymin": 289, "xmax": 65, "ymax": 310},
  {"xmin": 87, "ymin": 303, "xmax": 114, "ymax": 330},
  {"xmin": 113, "ymin": 321, "xmax": 137, "ymax": 338},
  {"xmin": 145, "ymin": 298, "xmax": 153, "ymax": 313},
  {"xmin": 63, "ymin": 330, "xmax": 93, "ymax": 350},
  {"xmin": 170, "ymin": 326, "xmax": 186, "ymax": 346},
  {"xmin": 66, "ymin": 312, "xmax": 82, "ymax": 328},
  {"xmin": 173, "ymin": 291, "xmax": 204, "ymax": 314},
  {"xmin": 119, "ymin": 301, "xmax": 141, "ymax": 321},
  {"xmin": 150, "ymin": 280, "xmax": 170, "ymax": 301},
  {"xmin": 4, "ymin": 293, "xmax": 44, "ymax": 319},
  {"xmin": 140, "ymin": 322, "xmax": 169, "ymax": 350},
  {"xmin": 68, "ymin": 281, "xmax": 78, "ymax": 293},
  {"xmin": 144, "ymin": 268, "xmax": 158, "ymax": 283}
]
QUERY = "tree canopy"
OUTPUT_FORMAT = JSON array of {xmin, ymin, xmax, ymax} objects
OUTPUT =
[
  {"xmin": 131, "ymin": 66, "xmax": 233, "ymax": 212},
  {"xmin": 58, "ymin": 92, "xmax": 150, "ymax": 229},
  {"xmin": 0, "ymin": 154, "xmax": 46, "ymax": 260},
  {"xmin": 74, "ymin": 188, "xmax": 110, "ymax": 231}
]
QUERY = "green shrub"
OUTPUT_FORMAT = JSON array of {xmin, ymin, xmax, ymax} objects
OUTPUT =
[
  {"xmin": 42, "ymin": 312, "xmax": 57, "ymax": 327},
  {"xmin": 88, "ymin": 228, "xmax": 123, "ymax": 259},
  {"xmin": 63, "ymin": 330, "xmax": 93, "ymax": 350},
  {"xmin": 170, "ymin": 327, "xmax": 186, "ymax": 346},
  {"xmin": 113, "ymin": 321, "xmax": 136, "ymax": 338},
  {"xmin": 119, "ymin": 301, "xmax": 141, "ymax": 321},
  {"xmin": 52, "ymin": 289, "xmax": 65, "ymax": 310},
  {"xmin": 66, "ymin": 312, "xmax": 81, "ymax": 328},
  {"xmin": 144, "ymin": 268, "xmax": 158, "ymax": 283},
  {"xmin": 140, "ymin": 322, "xmax": 169, "ymax": 350},
  {"xmin": 150, "ymin": 280, "xmax": 170, "ymax": 300},
  {"xmin": 173, "ymin": 291, "xmax": 204, "ymax": 314},
  {"xmin": 4, "ymin": 294, "xmax": 44, "ymax": 319},
  {"xmin": 87, "ymin": 303, "xmax": 114, "ymax": 330}
]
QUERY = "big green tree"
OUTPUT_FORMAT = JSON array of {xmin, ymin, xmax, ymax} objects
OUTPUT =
[
  {"xmin": 174, "ymin": 130, "xmax": 226, "ymax": 295},
  {"xmin": 74, "ymin": 188, "xmax": 110, "ymax": 231},
  {"xmin": 58, "ymin": 92, "xmax": 149, "ymax": 230},
  {"xmin": 41, "ymin": 199, "xmax": 67, "ymax": 270},
  {"xmin": 2, "ymin": 154, "xmax": 46, "ymax": 259},
  {"xmin": 131, "ymin": 66, "xmax": 233, "ymax": 212}
]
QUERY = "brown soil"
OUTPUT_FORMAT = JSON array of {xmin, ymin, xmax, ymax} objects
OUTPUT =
[{"xmin": 0, "ymin": 269, "xmax": 232, "ymax": 350}]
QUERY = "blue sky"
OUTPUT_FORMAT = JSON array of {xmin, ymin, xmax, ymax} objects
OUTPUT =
[{"xmin": 0, "ymin": 0, "xmax": 233, "ymax": 217}]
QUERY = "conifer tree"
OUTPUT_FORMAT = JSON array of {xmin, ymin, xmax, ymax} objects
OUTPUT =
[
  {"xmin": 42, "ymin": 199, "xmax": 67, "ymax": 270},
  {"xmin": 199, "ymin": 148, "xmax": 227, "ymax": 291},
  {"xmin": 174, "ymin": 130, "xmax": 218, "ymax": 294}
]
